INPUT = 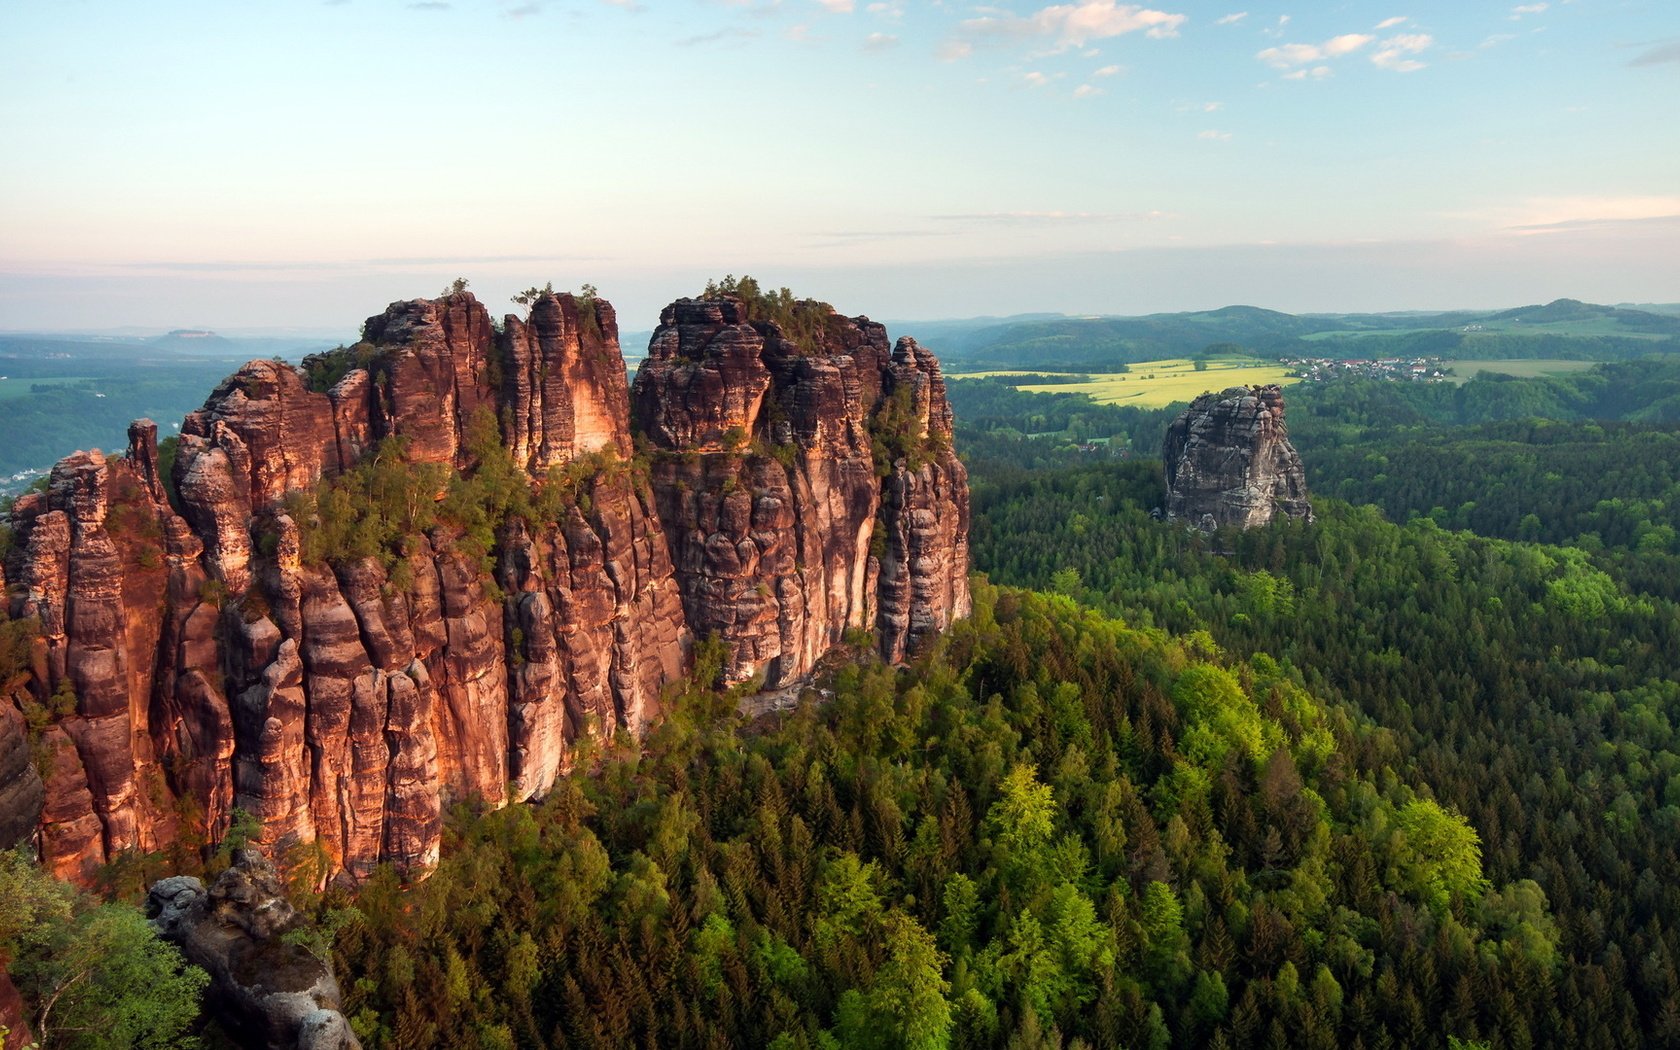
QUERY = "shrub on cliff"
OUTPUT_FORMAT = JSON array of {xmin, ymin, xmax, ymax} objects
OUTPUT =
[
  {"xmin": 301, "ymin": 342, "xmax": 384, "ymax": 394},
  {"xmin": 700, "ymin": 275, "xmax": 836, "ymax": 355}
]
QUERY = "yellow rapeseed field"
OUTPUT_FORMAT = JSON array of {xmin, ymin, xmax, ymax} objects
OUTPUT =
[{"xmin": 959, "ymin": 359, "xmax": 1298, "ymax": 408}]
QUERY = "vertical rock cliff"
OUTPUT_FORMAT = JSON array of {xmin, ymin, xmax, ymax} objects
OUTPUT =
[
  {"xmin": 1162, "ymin": 384, "xmax": 1313, "ymax": 530},
  {"xmin": 631, "ymin": 296, "xmax": 970, "ymax": 686},
  {"xmin": 1, "ymin": 285, "xmax": 970, "ymax": 882}
]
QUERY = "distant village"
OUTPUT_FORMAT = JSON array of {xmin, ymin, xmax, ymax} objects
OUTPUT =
[{"xmin": 1281, "ymin": 355, "xmax": 1451, "ymax": 383}]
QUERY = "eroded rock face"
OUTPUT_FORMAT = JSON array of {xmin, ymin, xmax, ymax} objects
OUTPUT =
[
  {"xmin": 0, "ymin": 702, "xmax": 44, "ymax": 852},
  {"xmin": 632, "ymin": 297, "xmax": 970, "ymax": 686},
  {"xmin": 4, "ymin": 288, "xmax": 969, "ymax": 883},
  {"xmin": 147, "ymin": 850, "xmax": 361, "ymax": 1050},
  {"xmin": 1163, "ymin": 384, "xmax": 1313, "ymax": 530}
]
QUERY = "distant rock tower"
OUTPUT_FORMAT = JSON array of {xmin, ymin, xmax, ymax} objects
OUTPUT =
[{"xmin": 1162, "ymin": 384, "xmax": 1312, "ymax": 530}]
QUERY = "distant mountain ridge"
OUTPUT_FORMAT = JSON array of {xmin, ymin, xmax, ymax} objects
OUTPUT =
[{"xmin": 929, "ymin": 298, "xmax": 1680, "ymax": 370}]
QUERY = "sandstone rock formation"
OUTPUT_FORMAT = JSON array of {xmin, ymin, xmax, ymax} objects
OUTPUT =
[
  {"xmin": 632, "ymin": 296, "xmax": 970, "ymax": 686},
  {"xmin": 1162, "ymin": 384, "xmax": 1313, "ymax": 530},
  {"xmin": 1, "ymin": 287, "xmax": 970, "ymax": 882},
  {"xmin": 147, "ymin": 850, "xmax": 360, "ymax": 1050},
  {"xmin": 0, "ymin": 702, "xmax": 44, "ymax": 852},
  {"xmin": 0, "ymin": 971, "xmax": 31, "ymax": 1050}
]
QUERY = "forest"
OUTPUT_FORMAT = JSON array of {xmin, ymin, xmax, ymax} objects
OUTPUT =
[{"xmin": 6, "ymin": 339, "xmax": 1680, "ymax": 1048}]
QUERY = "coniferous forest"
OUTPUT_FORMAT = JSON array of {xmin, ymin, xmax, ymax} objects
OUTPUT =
[
  {"xmin": 8, "ymin": 356, "xmax": 1680, "ymax": 1049},
  {"xmin": 282, "ymin": 359, "xmax": 1680, "ymax": 1047}
]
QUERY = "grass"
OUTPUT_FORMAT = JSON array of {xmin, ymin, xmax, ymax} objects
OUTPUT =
[
  {"xmin": 983, "ymin": 358, "xmax": 1297, "ymax": 408},
  {"xmin": 1441, "ymin": 359, "xmax": 1595, "ymax": 384}
]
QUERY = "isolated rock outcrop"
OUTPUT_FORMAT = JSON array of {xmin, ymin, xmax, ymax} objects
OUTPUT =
[
  {"xmin": 1162, "ymin": 384, "xmax": 1313, "ymax": 530},
  {"xmin": 632, "ymin": 296, "xmax": 970, "ymax": 686},
  {"xmin": 147, "ymin": 850, "xmax": 360, "ymax": 1050},
  {"xmin": 2, "ymin": 287, "xmax": 970, "ymax": 882}
]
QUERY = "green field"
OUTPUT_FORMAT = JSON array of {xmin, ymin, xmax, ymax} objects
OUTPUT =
[
  {"xmin": 0, "ymin": 376, "xmax": 95, "ymax": 399},
  {"xmin": 1442, "ymin": 359, "xmax": 1595, "ymax": 384},
  {"xmin": 959, "ymin": 358, "xmax": 1297, "ymax": 408}
]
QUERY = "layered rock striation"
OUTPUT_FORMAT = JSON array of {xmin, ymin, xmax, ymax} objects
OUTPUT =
[
  {"xmin": 1162, "ymin": 384, "xmax": 1313, "ymax": 531},
  {"xmin": 1, "ymin": 288, "xmax": 970, "ymax": 882},
  {"xmin": 632, "ymin": 297, "xmax": 970, "ymax": 687}
]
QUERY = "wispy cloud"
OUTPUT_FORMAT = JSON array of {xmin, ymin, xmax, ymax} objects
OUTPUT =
[
  {"xmin": 676, "ymin": 26, "xmax": 761, "ymax": 46},
  {"xmin": 1371, "ymin": 32, "xmax": 1432, "ymax": 71},
  {"xmin": 97, "ymin": 253, "xmax": 614, "ymax": 275},
  {"xmin": 863, "ymin": 31, "xmax": 898, "ymax": 49},
  {"xmin": 1510, "ymin": 214, "xmax": 1680, "ymax": 235},
  {"xmin": 1074, "ymin": 83, "xmax": 1104, "ymax": 98},
  {"xmin": 1510, "ymin": 2, "xmax": 1547, "ymax": 16},
  {"xmin": 1280, "ymin": 65, "xmax": 1332, "ymax": 80},
  {"xmin": 1093, "ymin": 64, "xmax": 1122, "ymax": 76},
  {"xmin": 1630, "ymin": 41, "xmax": 1680, "ymax": 66},
  {"xmin": 935, "ymin": 210, "xmax": 1172, "ymax": 225},
  {"xmin": 1258, "ymin": 33, "xmax": 1373, "ymax": 69},
  {"xmin": 803, "ymin": 229, "xmax": 958, "ymax": 249},
  {"xmin": 1215, "ymin": 11, "xmax": 1247, "ymax": 25},
  {"xmin": 817, "ymin": 0, "xmax": 853, "ymax": 11},
  {"xmin": 1444, "ymin": 195, "xmax": 1680, "ymax": 234},
  {"xmin": 1375, "ymin": 16, "xmax": 1407, "ymax": 29},
  {"xmin": 1198, "ymin": 129, "xmax": 1232, "ymax": 140},
  {"xmin": 406, "ymin": 1, "xmax": 450, "ymax": 10},
  {"xmin": 952, "ymin": 2, "xmax": 1189, "ymax": 56}
]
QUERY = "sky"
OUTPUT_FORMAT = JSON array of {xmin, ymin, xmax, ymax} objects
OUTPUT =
[{"xmin": 1, "ymin": 0, "xmax": 1677, "ymax": 335}]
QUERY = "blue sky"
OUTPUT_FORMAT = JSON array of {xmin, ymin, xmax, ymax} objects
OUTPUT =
[{"xmin": 1, "ymin": 0, "xmax": 1676, "ymax": 333}]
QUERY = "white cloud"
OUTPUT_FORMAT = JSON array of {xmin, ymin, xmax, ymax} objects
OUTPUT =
[
  {"xmin": 1215, "ymin": 11, "xmax": 1247, "ymax": 24},
  {"xmin": 1375, "ymin": 15, "xmax": 1407, "ymax": 29},
  {"xmin": 1204, "ymin": 100, "xmax": 1224, "ymax": 111},
  {"xmin": 816, "ymin": 0, "xmax": 852, "ymax": 11},
  {"xmin": 1198, "ymin": 129, "xmax": 1232, "ymax": 140},
  {"xmin": 1024, "ymin": 70, "xmax": 1051, "ymax": 86},
  {"xmin": 863, "ymin": 31, "xmax": 898, "ymax": 49},
  {"xmin": 1281, "ymin": 65, "xmax": 1332, "ymax": 80},
  {"xmin": 1258, "ymin": 42, "xmax": 1324, "ymax": 67},
  {"xmin": 1093, "ymin": 63, "xmax": 1122, "ymax": 76},
  {"xmin": 1074, "ymin": 83, "xmax": 1104, "ymax": 97},
  {"xmin": 939, "ymin": 39, "xmax": 974, "ymax": 60},
  {"xmin": 1371, "ymin": 32, "xmax": 1432, "ymax": 71},
  {"xmin": 1448, "ymin": 195, "xmax": 1680, "ymax": 233},
  {"xmin": 955, "ymin": 2, "xmax": 1188, "ymax": 54},
  {"xmin": 1257, "ymin": 33, "xmax": 1372, "ymax": 68},
  {"xmin": 1510, "ymin": 2, "xmax": 1547, "ymax": 14},
  {"xmin": 1324, "ymin": 33, "xmax": 1374, "ymax": 55}
]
